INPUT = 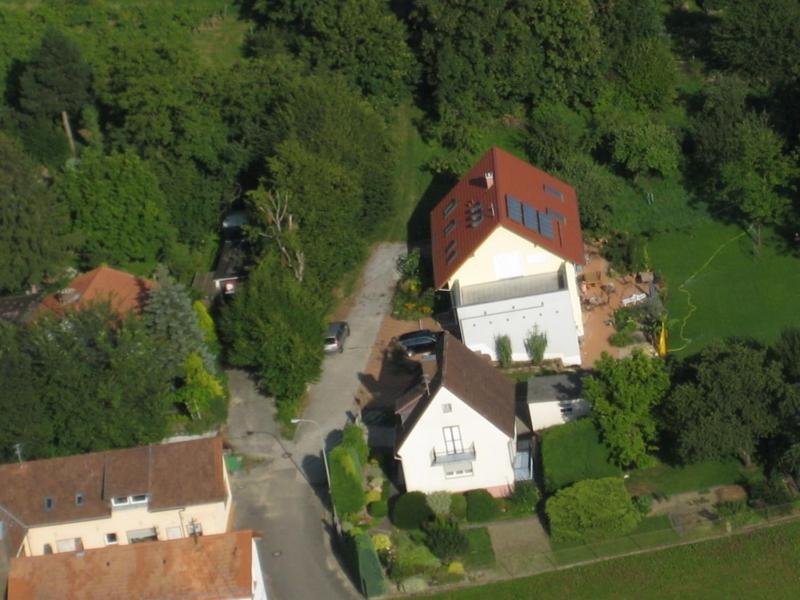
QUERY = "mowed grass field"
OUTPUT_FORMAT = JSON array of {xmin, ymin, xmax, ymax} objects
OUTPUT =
[
  {"xmin": 421, "ymin": 519, "xmax": 800, "ymax": 600},
  {"xmin": 648, "ymin": 220, "xmax": 800, "ymax": 357}
]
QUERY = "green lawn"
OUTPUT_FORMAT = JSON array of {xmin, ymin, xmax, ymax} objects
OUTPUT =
[
  {"xmin": 421, "ymin": 519, "xmax": 800, "ymax": 599},
  {"xmin": 648, "ymin": 220, "xmax": 800, "ymax": 357},
  {"xmin": 541, "ymin": 419, "xmax": 621, "ymax": 493},
  {"xmin": 462, "ymin": 528, "xmax": 496, "ymax": 570},
  {"xmin": 627, "ymin": 459, "xmax": 763, "ymax": 497}
]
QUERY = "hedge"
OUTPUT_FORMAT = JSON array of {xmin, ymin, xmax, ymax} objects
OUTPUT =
[
  {"xmin": 330, "ymin": 444, "xmax": 365, "ymax": 517},
  {"xmin": 451, "ymin": 493, "xmax": 467, "ymax": 520},
  {"xmin": 350, "ymin": 532, "xmax": 386, "ymax": 597}
]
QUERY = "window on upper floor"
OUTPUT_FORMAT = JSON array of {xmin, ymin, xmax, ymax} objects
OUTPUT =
[
  {"xmin": 443, "ymin": 198, "xmax": 457, "ymax": 218},
  {"xmin": 105, "ymin": 533, "xmax": 118, "ymax": 545},
  {"xmin": 442, "ymin": 403, "xmax": 452, "ymax": 414},
  {"xmin": 75, "ymin": 492, "xmax": 84, "ymax": 506},
  {"xmin": 442, "ymin": 425, "xmax": 463, "ymax": 454}
]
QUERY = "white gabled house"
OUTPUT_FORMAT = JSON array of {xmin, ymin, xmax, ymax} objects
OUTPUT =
[
  {"xmin": 429, "ymin": 147, "xmax": 586, "ymax": 365},
  {"xmin": 395, "ymin": 333, "xmax": 531, "ymax": 497}
]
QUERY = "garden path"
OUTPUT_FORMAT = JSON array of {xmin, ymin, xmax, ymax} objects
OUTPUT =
[{"xmin": 488, "ymin": 517, "xmax": 553, "ymax": 578}]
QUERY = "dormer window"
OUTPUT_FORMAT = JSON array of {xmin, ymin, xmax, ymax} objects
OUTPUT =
[
  {"xmin": 75, "ymin": 493, "xmax": 84, "ymax": 507},
  {"xmin": 130, "ymin": 494, "xmax": 149, "ymax": 505},
  {"xmin": 443, "ymin": 198, "xmax": 457, "ymax": 218},
  {"xmin": 112, "ymin": 494, "xmax": 149, "ymax": 508},
  {"xmin": 44, "ymin": 497, "xmax": 53, "ymax": 511},
  {"xmin": 112, "ymin": 496, "xmax": 129, "ymax": 507}
]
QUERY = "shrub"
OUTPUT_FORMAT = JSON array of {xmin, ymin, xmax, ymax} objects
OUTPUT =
[
  {"xmin": 748, "ymin": 474, "xmax": 793, "ymax": 507},
  {"xmin": 381, "ymin": 479, "xmax": 392, "ymax": 501},
  {"xmin": 524, "ymin": 326, "xmax": 548, "ymax": 364},
  {"xmin": 351, "ymin": 532, "xmax": 386, "ymax": 597},
  {"xmin": 424, "ymin": 518, "xmax": 469, "ymax": 561},
  {"xmin": 609, "ymin": 320, "xmax": 638, "ymax": 347},
  {"xmin": 389, "ymin": 534, "xmax": 440, "ymax": 580},
  {"xmin": 392, "ymin": 491, "xmax": 433, "ymax": 529},
  {"xmin": 466, "ymin": 490, "xmax": 500, "ymax": 523},
  {"xmin": 426, "ymin": 491, "xmax": 452, "ymax": 517},
  {"xmin": 371, "ymin": 533, "xmax": 391, "ymax": 553},
  {"xmin": 716, "ymin": 500, "xmax": 747, "ymax": 519},
  {"xmin": 447, "ymin": 561, "xmax": 465, "ymax": 576},
  {"xmin": 546, "ymin": 477, "xmax": 641, "ymax": 542},
  {"xmin": 368, "ymin": 499, "xmax": 388, "ymax": 518},
  {"xmin": 329, "ymin": 445, "xmax": 366, "ymax": 517},
  {"xmin": 365, "ymin": 488, "xmax": 381, "ymax": 504},
  {"xmin": 450, "ymin": 493, "xmax": 467, "ymax": 521},
  {"xmin": 509, "ymin": 481, "xmax": 540, "ymax": 513},
  {"xmin": 495, "ymin": 335, "xmax": 513, "ymax": 368},
  {"xmin": 633, "ymin": 495, "xmax": 653, "ymax": 516},
  {"xmin": 342, "ymin": 423, "xmax": 368, "ymax": 466}
]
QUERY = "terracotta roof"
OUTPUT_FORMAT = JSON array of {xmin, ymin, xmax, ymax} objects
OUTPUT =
[
  {"xmin": 396, "ymin": 333, "xmax": 515, "ymax": 451},
  {"xmin": 0, "ymin": 438, "xmax": 227, "ymax": 553},
  {"xmin": 430, "ymin": 146, "xmax": 585, "ymax": 288},
  {"xmin": 7, "ymin": 530, "xmax": 258, "ymax": 600},
  {"xmin": 37, "ymin": 266, "xmax": 155, "ymax": 318}
]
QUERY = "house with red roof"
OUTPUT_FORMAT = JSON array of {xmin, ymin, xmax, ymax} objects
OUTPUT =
[
  {"xmin": 430, "ymin": 147, "xmax": 585, "ymax": 365},
  {"xmin": 36, "ymin": 266, "xmax": 155, "ymax": 319}
]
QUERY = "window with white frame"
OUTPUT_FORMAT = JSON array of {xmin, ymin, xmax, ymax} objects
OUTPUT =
[
  {"xmin": 111, "ymin": 494, "xmax": 149, "ymax": 507},
  {"xmin": 187, "ymin": 521, "xmax": 203, "ymax": 536},
  {"xmin": 105, "ymin": 533, "xmax": 118, "ymax": 545},
  {"xmin": 442, "ymin": 426, "xmax": 463, "ymax": 454},
  {"xmin": 444, "ymin": 464, "xmax": 473, "ymax": 478}
]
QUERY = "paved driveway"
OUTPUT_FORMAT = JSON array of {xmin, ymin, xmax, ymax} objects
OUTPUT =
[{"xmin": 226, "ymin": 243, "xmax": 404, "ymax": 600}]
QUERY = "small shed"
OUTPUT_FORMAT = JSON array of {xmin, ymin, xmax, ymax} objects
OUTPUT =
[{"xmin": 526, "ymin": 372, "xmax": 590, "ymax": 430}]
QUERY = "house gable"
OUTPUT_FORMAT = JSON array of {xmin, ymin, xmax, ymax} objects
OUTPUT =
[
  {"xmin": 447, "ymin": 225, "xmax": 566, "ymax": 289},
  {"xmin": 430, "ymin": 146, "xmax": 584, "ymax": 289}
]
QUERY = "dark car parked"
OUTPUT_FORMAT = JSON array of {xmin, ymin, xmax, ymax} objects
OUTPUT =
[
  {"xmin": 324, "ymin": 321, "xmax": 350, "ymax": 353},
  {"xmin": 394, "ymin": 329, "xmax": 440, "ymax": 357}
]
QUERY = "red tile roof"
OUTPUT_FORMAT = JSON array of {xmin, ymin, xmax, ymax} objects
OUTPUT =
[
  {"xmin": 37, "ymin": 266, "xmax": 155, "ymax": 318},
  {"xmin": 0, "ymin": 438, "xmax": 227, "ymax": 554},
  {"xmin": 430, "ymin": 147, "xmax": 585, "ymax": 288},
  {"xmin": 7, "ymin": 530, "xmax": 259, "ymax": 600}
]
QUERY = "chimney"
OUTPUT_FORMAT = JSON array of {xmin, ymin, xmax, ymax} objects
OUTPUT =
[{"xmin": 484, "ymin": 171, "xmax": 494, "ymax": 189}]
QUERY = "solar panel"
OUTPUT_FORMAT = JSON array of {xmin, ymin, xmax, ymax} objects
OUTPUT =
[
  {"xmin": 546, "ymin": 208, "xmax": 566, "ymax": 223},
  {"xmin": 506, "ymin": 195, "xmax": 523, "ymax": 223},
  {"xmin": 543, "ymin": 184, "xmax": 563, "ymax": 200},
  {"xmin": 539, "ymin": 213, "xmax": 555, "ymax": 239},
  {"xmin": 523, "ymin": 205, "xmax": 539, "ymax": 231}
]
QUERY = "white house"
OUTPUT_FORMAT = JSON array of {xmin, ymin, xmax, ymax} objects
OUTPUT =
[
  {"xmin": 527, "ymin": 372, "xmax": 590, "ymax": 430},
  {"xmin": 395, "ymin": 332, "xmax": 523, "ymax": 497},
  {"xmin": 430, "ymin": 147, "xmax": 586, "ymax": 365},
  {"xmin": 8, "ymin": 530, "xmax": 267, "ymax": 600}
]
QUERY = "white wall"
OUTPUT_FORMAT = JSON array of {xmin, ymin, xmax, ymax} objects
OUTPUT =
[
  {"xmin": 564, "ymin": 262, "xmax": 584, "ymax": 337},
  {"xmin": 528, "ymin": 399, "xmax": 591, "ymax": 430},
  {"xmin": 456, "ymin": 288, "xmax": 581, "ymax": 365},
  {"xmin": 448, "ymin": 227, "xmax": 563, "ymax": 288},
  {"xmin": 23, "ymin": 498, "xmax": 232, "ymax": 556},
  {"xmin": 397, "ymin": 387, "xmax": 515, "ymax": 494},
  {"xmin": 251, "ymin": 538, "xmax": 268, "ymax": 600}
]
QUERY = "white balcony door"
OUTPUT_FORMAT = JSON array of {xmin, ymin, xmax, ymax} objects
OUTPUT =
[{"xmin": 442, "ymin": 426, "xmax": 463, "ymax": 454}]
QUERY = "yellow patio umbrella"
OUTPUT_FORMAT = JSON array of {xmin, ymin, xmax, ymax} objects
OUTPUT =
[{"xmin": 657, "ymin": 321, "xmax": 668, "ymax": 357}]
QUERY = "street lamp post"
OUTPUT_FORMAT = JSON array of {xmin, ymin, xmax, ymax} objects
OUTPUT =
[{"xmin": 291, "ymin": 418, "xmax": 338, "ymax": 530}]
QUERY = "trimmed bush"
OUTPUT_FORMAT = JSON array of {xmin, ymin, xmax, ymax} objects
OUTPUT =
[
  {"xmin": 389, "ymin": 534, "xmax": 440, "ymax": 580},
  {"xmin": 495, "ymin": 335, "xmax": 512, "ymax": 368},
  {"xmin": 546, "ymin": 477, "xmax": 640, "ymax": 542},
  {"xmin": 524, "ymin": 326, "xmax": 548, "ymax": 364},
  {"xmin": 509, "ymin": 481, "xmax": 541, "ymax": 513},
  {"xmin": 424, "ymin": 518, "xmax": 468, "ymax": 561},
  {"xmin": 352, "ymin": 532, "xmax": 386, "ymax": 596},
  {"xmin": 450, "ymin": 493, "xmax": 467, "ymax": 521},
  {"xmin": 392, "ymin": 491, "xmax": 433, "ymax": 529},
  {"xmin": 426, "ymin": 491, "xmax": 452, "ymax": 517},
  {"xmin": 342, "ymin": 423, "xmax": 369, "ymax": 466},
  {"xmin": 368, "ymin": 499, "xmax": 388, "ymax": 518},
  {"xmin": 329, "ymin": 445, "xmax": 366, "ymax": 517},
  {"xmin": 466, "ymin": 490, "xmax": 500, "ymax": 523}
]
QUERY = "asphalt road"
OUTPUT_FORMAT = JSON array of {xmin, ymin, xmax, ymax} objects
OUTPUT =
[{"xmin": 226, "ymin": 243, "xmax": 404, "ymax": 600}]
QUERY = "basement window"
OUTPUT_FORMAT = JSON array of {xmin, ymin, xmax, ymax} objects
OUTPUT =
[{"xmin": 105, "ymin": 533, "xmax": 118, "ymax": 545}]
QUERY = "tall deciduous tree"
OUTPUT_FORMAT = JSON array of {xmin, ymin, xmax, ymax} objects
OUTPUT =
[
  {"xmin": 719, "ymin": 114, "xmax": 795, "ymax": 251},
  {"xmin": 0, "ymin": 133, "xmax": 72, "ymax": 293},
  {"xmin": 220, "ymin": 254, "xmax": 325, "ymax": 424},
  {"xmin": 611, "ymin": 116, "xmax": 680, "ymax": 179},
  {"xmin": 662, "ymin": 340, "xmax": 784, "ymax": 466},
  {"xmin": 584, "ymin": 350, "xmax": 670, "ymax": 468},
  {"xmin": 57, "ymin": 149, "xmax": 173, "ymax": 268}
]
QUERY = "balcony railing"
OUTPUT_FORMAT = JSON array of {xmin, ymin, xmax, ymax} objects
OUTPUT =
[{"xmin": 431, "ymin": 443, "xmax": 476, "ymax": 465}]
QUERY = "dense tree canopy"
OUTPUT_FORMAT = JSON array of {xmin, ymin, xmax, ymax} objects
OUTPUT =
[
  {"xmin": 584, "ymin": 351, "xmax": 670, "ymax": 468},
  {"xmin": 662, "ymin": 340, "xmax": 785, "ymax": 466},
  {"xmin": 0, "ymin": 133, "xmax": 71, "ymax": 292}
]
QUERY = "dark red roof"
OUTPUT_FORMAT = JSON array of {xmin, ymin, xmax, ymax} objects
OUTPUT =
[{"xmin": 430, "ymin": 147, "xmax": 585, "ymax": 288}]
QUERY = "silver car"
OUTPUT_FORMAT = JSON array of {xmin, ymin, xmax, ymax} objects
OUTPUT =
[{"xmin": 324, "ymin": 321, "xmax": 350, "ymax": 353}]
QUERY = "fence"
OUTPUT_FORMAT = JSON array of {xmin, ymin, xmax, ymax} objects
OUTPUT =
[{"xmin": 490, "ymin": 501, "xmax": 800, "ymax": 581}]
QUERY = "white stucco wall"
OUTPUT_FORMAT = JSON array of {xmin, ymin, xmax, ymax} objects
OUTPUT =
[
  {"xmin": 528, "ymin": 399, "xmax": 591, "ymax": 430},
  {"xmin": 251, "ymin": 538, "xmax": 268, "ymax": 600},
  {"xmin": 23, "ymin": 496, "xmax": 232, "ymax": 556},
  {"xmin": 447, "ymin": 227, "xmax": 564, "ymax": 288},
  {"xmin": 397, "ymin": 387, "xmax": 515, "ymax": 495},
  {"xmin": 456, "ymin": 288, "xmax": 581, "ymax": 365}
]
